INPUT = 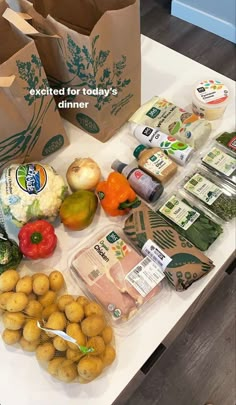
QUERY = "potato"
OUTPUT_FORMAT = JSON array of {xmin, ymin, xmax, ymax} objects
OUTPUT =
[
  {"xmin": 87, "ymin": 336, "xmax": 105, "ymax": 356},
  {"xmin": 66, "ymin": 324, "xmax": 86, "ymax": 350},
  {"xmin": 81, "ymin": 315, "xmax": 105, "ymax": 337},
  {"xmin": 0, "ymin": 292, "xmax": 14, "ymax": 310},
  {"xmin": 77, "ymin": 356, "xmax": 103, "ymax": 380},
  {"xmin": 2, "ymin": 328, "xmax": 21, "ymax": 345},
  {"xmin": 101, "ymin": 326, "xmax": 113, "ymax": 345},
  {"xmin": 0, "ymin": 270, "xmax": 19, "ymax": 292},
  {"xmin": 84, "ymin": 302, "xmax": 104, "ymax": 317},
  {"xmin": 65, "ymin": 302, "xmax": 84, "ymax": 323},
  {"xmin": 76, "ymin": 296, "xmax": 90, "ymax": 307},
  {"xmin": 66, "ymin": 322, "xmax": 81, "ymax": 335},
  {"xmin": 49, "ymin": 271, "xmax": 65, "ymax": 292},
  {"xmin": 66, "ymin": 348, "xmax": 84, "ymax": 362},
  {"xmin": 20, "ymin": 337, "xmax": 40, "ymax": 352},
  {"xmin": 24, "ymin": 300, "xmax": 43, "ymax": 318},
  {"xmin": 46, "ymin": 312, "xmax": 67, "ymax": 331},
  {"xmin": 42, "ymin": 303, "xmax": 58, "ymax": 321},
  {"xmin": 32, "ymin": 272, "xmax": 44, "ymax": 280},
  {"xmin": 33, "ymin": 274, "xmax": 49, "ymax": 296},
  {"xmin": 3, "ymin": 312, "xmax": 25, "ymax": 330},
  {"xmin": 6, "ymin": 292, "xmax": 28, "ymax": 312},
  {"xmin": 78, "ymin": 376, "xmax": 93, "ymax": 384},
  {"xmin": 57, "ymin": 295, "xmax": 74, "ymax": 311},
  {"xmin": 23, "ymin": 319, "xmax": 41, "ymax": 342},
  {"xmin": 16, "ymin": 276, "xmax": 32, "ymax": 295},
  {"xmin": 36, "ymin": 342, "xmax": 55, "ymax": 362},
  {"xmin": 48, "ymin": 357, "xmax": 65, "ymax": 377},
  {"xmin": 53, "ymin": 336, "xmax": 68, "ymax": 352},
  {"xmin": 57, "ymin": 359, "xmax": 78, "ymax": 382},
  {"xmin": 101, "ymin": 345, "xmax": 116, "ymax": 367},
  {"xmin": 38, "ymin": 290, "xmax": 56, "ymax": 307}
]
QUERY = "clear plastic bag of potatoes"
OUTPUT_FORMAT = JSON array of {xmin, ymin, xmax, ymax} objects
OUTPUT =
[{"xmin": 0, "ymin": 268, "xmax": 116, "ymax": 384}]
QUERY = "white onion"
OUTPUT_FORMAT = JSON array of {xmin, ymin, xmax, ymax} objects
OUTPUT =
[{"xmin": 66, "ymin": 158, "xmax": 101, "ymax": 191}]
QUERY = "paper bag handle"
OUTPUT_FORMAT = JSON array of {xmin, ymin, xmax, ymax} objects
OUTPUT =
[
  {"xmin": 0, "ymin": 75, "xmax": 16, "ymax": 88},
  {"xmin": 2, "ymin": 8, "xmax": 59, "ymax": 38}
]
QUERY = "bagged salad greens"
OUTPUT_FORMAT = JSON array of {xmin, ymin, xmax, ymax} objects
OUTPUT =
[
  {"xmin": 183, "ymin": 169, "xmax": 236, "ymax": 221},
  {"xmin": 158, "ymin": 194, "xmax": 223, "ymax": 251}
]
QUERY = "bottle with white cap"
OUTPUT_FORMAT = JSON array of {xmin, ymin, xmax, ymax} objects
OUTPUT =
[
  {"xmin": 133, "ymin": 124, "xmax": 194, "ymax": 166},
  {"xmin": 111, "ymin": 160, "xmax": 164, "ymax": 203}
]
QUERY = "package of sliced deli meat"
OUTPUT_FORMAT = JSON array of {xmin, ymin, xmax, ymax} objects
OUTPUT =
[{"xmin": 69, "ymin": 226, "xmax": 165, "ymax": 324}]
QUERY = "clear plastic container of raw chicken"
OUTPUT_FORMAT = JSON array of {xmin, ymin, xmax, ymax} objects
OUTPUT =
[{"xmin": 69, "ymin": 225, "xmax": 169, "ymax": 329}]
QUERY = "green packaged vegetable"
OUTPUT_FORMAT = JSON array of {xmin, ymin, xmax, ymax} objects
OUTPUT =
[
  {"xmin": 0, "ymin": 226, "xmax": 22, "ymax": 274},
  {"xmin": 183, "ymin": 170, "xmax": 236, "ymax": 221},
  {"xmin": 158, "ymin": 195, "xmax": 223, "ymax": 251},
  {"xmin": 201, "ymin": 145, "xmax": 236, "ymax": 185},
  {"xmin": 216, "ymin": 132, "xmax": 236, "ymax": 155}
]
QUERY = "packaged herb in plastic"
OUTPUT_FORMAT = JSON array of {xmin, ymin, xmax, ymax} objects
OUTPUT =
[
  {"xmin": 201, "ymin": 143, "xmax": 236, "ymax": 185},
  {"xmin": 215, "ymin": 131, "xmax": 236, "ymax": 156},
  {"xmin": 157, "ymin": 193, "xmax": 223, "ymax": 251},
  {"xmin": 182, "ymin": 167, "xmax": 236, "ymax": 221}
]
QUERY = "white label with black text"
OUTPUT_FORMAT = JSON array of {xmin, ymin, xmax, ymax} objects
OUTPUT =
[
  {"xmin": 141, "ymin": 239, "xmax": 172, "ymax": 270},
  {"xmin": 125, "ymin": 256, "xmax": 165, "ymax": 298}
]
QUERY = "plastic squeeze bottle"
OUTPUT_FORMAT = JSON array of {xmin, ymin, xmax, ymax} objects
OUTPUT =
[
  {"xmin": 133, "ymin": 124, "xmax": 194, "ymax": 166},
  {"xmin": 133, "ymin": 144, "xmax": 178, "ymax": 183},
  {"xmin": 111, "ymin": 160, "xmax": 164, "ymax": 203}
]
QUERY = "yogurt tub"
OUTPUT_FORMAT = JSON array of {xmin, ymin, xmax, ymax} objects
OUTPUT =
[{"xmin": 192, "ymin": 79, "xmax": 229, "ymax": 121}]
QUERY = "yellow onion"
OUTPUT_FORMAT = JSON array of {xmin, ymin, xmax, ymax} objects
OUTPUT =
[{"xmin": 66, "ymin": 158, "xmax": 101, "ymax": 191}]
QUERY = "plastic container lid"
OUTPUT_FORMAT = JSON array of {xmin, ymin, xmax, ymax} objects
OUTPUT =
[
  {"xmin": 193, "ymin": 79, "xmax": 229, "ymax": 109},
  {"xmin": 133, "ymin": 144, "xmax": 146, "ymax": 159}
]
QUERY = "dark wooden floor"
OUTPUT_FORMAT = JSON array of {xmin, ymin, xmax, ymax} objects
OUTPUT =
[{"xmin": 140, "ymin": 0, "xmax": 236, "ymax": 81}]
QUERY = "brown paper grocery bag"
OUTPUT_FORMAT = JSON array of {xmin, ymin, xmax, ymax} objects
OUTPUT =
[
  {"xmin": 0, "ymin": 2, "xmax": 68, "ymax": 172},
  {"xmin": 12, "ymin": 0, "xmax": 141, "ymax": 142}
]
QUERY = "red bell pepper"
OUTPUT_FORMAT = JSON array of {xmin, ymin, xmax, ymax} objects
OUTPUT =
[{"xmin": 18, "ymin": 220, "xmax": 57, "ymax": 260}]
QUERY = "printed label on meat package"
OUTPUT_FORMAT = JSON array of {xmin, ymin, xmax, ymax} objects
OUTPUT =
[
  {"xmin": 141, "ymin": 239, "xmax": 172, "ymax": 270},
  {"xmin": 72, "ymin": 230, "xmax": 132, "ymax": 286},
  {"xmin": 125, "ymin": 256, "xmax": 165, "ymax": 297}
]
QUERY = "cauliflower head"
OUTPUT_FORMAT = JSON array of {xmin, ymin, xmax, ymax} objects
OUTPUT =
[{"xmin": 0, "ymin": 163, "xmax": 67, "ymax": 226}]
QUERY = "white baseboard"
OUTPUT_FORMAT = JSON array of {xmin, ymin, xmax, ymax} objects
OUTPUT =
[{"xmin": 171, "ymin": 0, "xmax": 236, "ymax": 43}]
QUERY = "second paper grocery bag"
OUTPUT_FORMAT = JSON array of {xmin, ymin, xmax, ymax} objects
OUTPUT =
[{"xmin": 22, "ymin": 0, "xmax": 141, "ymax": 142}]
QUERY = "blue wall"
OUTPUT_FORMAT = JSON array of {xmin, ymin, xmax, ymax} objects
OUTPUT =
[{"xmin": 172, "ymin": 0, "xmax": 236, "ymax": 43}]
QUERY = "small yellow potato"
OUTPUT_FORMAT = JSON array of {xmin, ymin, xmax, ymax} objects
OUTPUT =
[
  {"xmin": 38, "ymin": 290, "xmax": 56, "ymax": 307},
  {"xmin": 57, "ymin": 360, "xmax": 78, "ymax": 382},
  {"xmin": 100, "ymin": 345, "xmax": 116, "ymax": 367},
  {"xmin": 46, "ymin": 312, "xmax": 67, "ymax": 331},
  {"xmin": 87, "ymin": 336, "xmax": 105, "ymax": 356},
  {"xmin": 32, "ymin": 274, "xmax": 49, "ymax": 296},
  {"xmin": 57, "ymin": 295, "xmax": 74, "ymax": 311},
  {"xmin": 65, "ymin": 301, "xmax": 84, "ymax": 323},
  {"xmin": 66, "ymin": 348, "xmax": 84, "ymax": 362},
  {"xmin": 81, "ymin": 315, "xmax": 105, "ymax": 337},
  {"xmin": 0, "ymin": 292, "xmax": 14, "ymax": 310},
  {"xmin": 49, "ymin": 271, "xmax": 65, "ymax": 292},
  {"xmin": 36, "ymin": 342, "xmax": 55, "ymax": 362},
  {"xmin": 84, "ymin": 302, "xmax": 104, "ymax": 317},
  {"xmin": 16, "ymin": 276, "xmax": 33, "ymax": 295},
  {"xmin": 3, "ymin": 312, "xmax": 25, "ymax": 330},
  {"xmin": 53, "ymin": 336, "xmax": 68, "ymax": 351},
  {"xmin": 66, "ymin": 323, "xmax": 86, "ymax": 350},
  {"xmin": 101, "ymin": 326, "xmax": 113, "ymax": 345},
  {"xmin": 48, "ymin": 357, "xmax": 65, "ymax": 377},
  {"xmin": 32, "ymin": 273, "xmax": 43, "ymax": 280},
  {"xmin": 24, "ymin": 300, "xmax": 43, "ymax": 318},
  {"xmin": 23, "ymin": 319, "xmax": 41, "ymax": 342},
  {"xmin": 42, "ymin": 303, "xmax": 58, "ymax": 321},
  {"xmin": 76, "ymin": 296, "xmax": 90, "ymax": 307},
  {"xmin": 2, "ymin": 328, "xmax": 22, "ymax": 345},
  {"xmin": 77, "ymin": 356, "xmax": 103, "ymax": 380},
  {"xmin": 0, "ymin": 270, "xmax": 19, "ymax": 292},
  {"xmin": 6, "ymin": 292, "xmax": 28, "ymax": 312},
  {"xmin": 20, "ymin": 337, "xmax": 40, "ymax": 352},
  {"xmin": 66, "ymin": 323, "xmax": 81, "ymax": 335}
]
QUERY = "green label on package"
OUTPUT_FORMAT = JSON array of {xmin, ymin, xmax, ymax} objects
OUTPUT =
[
  {"xmin": 144, "ymin": 152, "xmax": 171, "ymax": 175},
  {"xmin": 159, "ymin": 195, "xmax": 200, "ymax": 230},
  {"xmin": 184, "ymin": 173, "xmax": 222, "ymax": 205},
  {"xmin": 202, "ymin": 147, "xmax": 236, "ymax": 176}
]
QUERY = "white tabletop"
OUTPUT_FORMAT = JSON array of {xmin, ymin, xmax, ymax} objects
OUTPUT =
[{"xmin": 0, "ymin": 35, "xmax": 235, "ymax": 405}]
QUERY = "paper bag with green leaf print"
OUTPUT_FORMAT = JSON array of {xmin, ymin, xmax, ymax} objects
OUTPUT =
[
  {"xmin": 0, "ymin": 5, "xmax": 68, "ymax": 172},
  {"xmin": 17, "ymin": 0, "xmax": 141, "ymax": 142}
]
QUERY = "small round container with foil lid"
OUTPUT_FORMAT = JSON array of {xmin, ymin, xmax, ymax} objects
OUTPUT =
[{"xmin": 192, "ymin": 79, "xmax": 229, "ymax": 120}]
